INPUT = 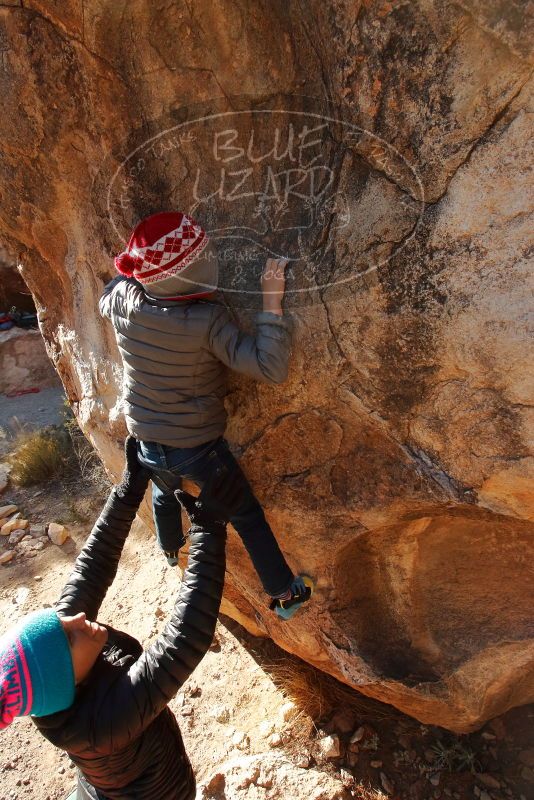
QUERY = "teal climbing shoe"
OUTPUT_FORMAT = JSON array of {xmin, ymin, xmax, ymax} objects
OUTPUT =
[{"xmin": 270, "ymin": 575, "xmax": 314, "ymax": 621}]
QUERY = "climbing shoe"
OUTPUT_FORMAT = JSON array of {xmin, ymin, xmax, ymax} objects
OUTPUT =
[
  {"xmin": 164, "ymin": 550, "xmax": 180, "ymax": 567},
  {"xmin": 163, "ymin": 533, "xmax": 187, "ymax": 567},
  {"xmin": 270, "ymin": 575, "xmax": 314, "ymax": 621}
]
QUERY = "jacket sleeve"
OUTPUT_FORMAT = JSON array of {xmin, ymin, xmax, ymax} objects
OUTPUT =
[
  {"xmin": 88, "ymin": 520, "xmax": 226, "ymax": 752},
  {"xmin": 99, "ymin": 276, "xmax": 127, "ymax": 320},
  {"xmin": 206, "ymin": 304, "xmax": 292, "ymax": 385},
  {"xmin": 55, "ymin": 484, "xmax": 147, "ymax": 622}
]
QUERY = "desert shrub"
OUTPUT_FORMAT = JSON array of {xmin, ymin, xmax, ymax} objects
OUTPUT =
[
  {"xmin": 266, "ymin": 656, "xmax": 396, "ymax": 727},
  {"xmin": 8, "ymin": 407, "xmax": 110, "ymax": 495},
  {"xmin": 430, "ymin": 737, "xmax": 480, "ymax": 773},
  {"xmin": 62, "ymin": 408, "xmax": 110, "ymax": 496},
  {"xmin": 267, "ymin": 659, "xmax": 331, "ymax": 721},
  {"xmin": 9, "ymin": 429, "xmax": 66, "ymax": 486}
]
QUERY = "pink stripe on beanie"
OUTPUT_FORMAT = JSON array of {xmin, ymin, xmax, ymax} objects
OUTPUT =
[
  {"xmin": 0, "ymin": 639, "xmax": 32, "ymax": 729},
  {"xmin": 0, "ymin": 609, "xmax": 75, "ymax": 729}
]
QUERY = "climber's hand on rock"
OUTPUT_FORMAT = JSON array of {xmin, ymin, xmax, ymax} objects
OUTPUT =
[{"xmin": 262, "ymin": 258, "xmax": 289, "ymax": 315}]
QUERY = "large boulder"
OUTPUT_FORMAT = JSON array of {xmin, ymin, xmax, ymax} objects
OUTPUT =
[{"xmin": 0, "ymin": 1, "xmax": 532, "ymax": 732}]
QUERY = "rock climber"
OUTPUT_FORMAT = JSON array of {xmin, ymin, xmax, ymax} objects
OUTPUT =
[{"xmin": 100, "ymin": 211, "xmax": 313, "ymax": 620}]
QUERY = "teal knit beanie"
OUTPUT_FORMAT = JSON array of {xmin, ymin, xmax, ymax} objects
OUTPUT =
[{"xmin": 0, "ymin": 608, "xmax": 75, "ymax": 729}]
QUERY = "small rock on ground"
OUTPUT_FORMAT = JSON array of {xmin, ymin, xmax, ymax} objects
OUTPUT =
[
  {"xmin": 318, "ymin": 734, "xmax": 341, "ymax": 759},
  {"xmin": 1, "ymin": 518, "xmax": 28, "ymax": 535},
  {"xmin": 197, "ymin": 753, "xmax": 348, "ymax": 800},
  {"xmin": 0, "ymin": 504, "xmax": 17, "ymax": 519},
  {"xmin": 350, "ymin": 726, "xmax": 365, "ymax": 744},
  {"xmin": 8, "ymin": 530, "xmax": 26, "ymax": 546},
  {"xmin": 47, "ymin": 522, "xmax": 68, "ymax": 545}
]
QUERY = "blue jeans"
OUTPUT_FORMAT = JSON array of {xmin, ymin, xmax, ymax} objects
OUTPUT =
[{"xmin": 137, "ymin": 437, "xmax": 294, "ymax": 597}]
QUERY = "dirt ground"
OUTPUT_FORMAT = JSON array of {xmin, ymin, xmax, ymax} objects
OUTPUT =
[
  {"xmin": 0, "ymin": 408, "xmax": 533, "ymax": 800},
  {"xmin": 0, "ymin": 387, "xmax": 65, "ymax": 435}
]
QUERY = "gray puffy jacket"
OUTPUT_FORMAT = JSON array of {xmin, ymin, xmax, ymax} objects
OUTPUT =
[{"xmin": 99, "ymin": 277, "xmax": 292, "ymax": 447}]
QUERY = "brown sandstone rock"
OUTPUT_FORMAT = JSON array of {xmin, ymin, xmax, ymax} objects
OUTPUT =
[
  {"xmin": 0, "ymin": 505, "xmax": 17, "ymax": 520},
  {"xmin": 47, "ymin": 522, "xmax": 68, "ymax": 546},
  {"xmin": 198, "ymin": 752, "xmax": 348, "ymax": 799},
  {"xmin": 0, "ymin": 1, "xmax": 532, "ymax": 732},
  {"xmin": 1, "ymin": 518, "xmax": 28, "ymax": 536}
]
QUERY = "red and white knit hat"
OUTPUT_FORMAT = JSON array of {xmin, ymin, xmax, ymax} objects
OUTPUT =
[{"xmin": 114, "ymin": 211, "xmax": 217, "ymax": 299}]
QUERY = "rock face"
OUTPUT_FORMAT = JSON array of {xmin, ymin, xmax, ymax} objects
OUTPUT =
[
  {"xmin": 0, "ymin": 327, "xmax": 60, "ymax": 394},
  {"xmin": 197, "ymin": 753, "xmax": 349, "ymax": 799},
  {"xmin": 0, "ymin": 1, "xmax": 532, "ymax": 732}
]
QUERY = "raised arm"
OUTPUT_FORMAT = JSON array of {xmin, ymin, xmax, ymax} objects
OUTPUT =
[
  {"xmin": 206, "ymin": 256, "xmax": 292, "ymax": 384},
  {"xmin": 55, "ymin": 438, "xmax": 150, "ymax": 621},
  {"xmin": 206, "ymin": 304, "xmax": 292, "ymax": 385},
  {"xmin": 87, "ymin": 469, "xmax": 244, "ymax": 752}
]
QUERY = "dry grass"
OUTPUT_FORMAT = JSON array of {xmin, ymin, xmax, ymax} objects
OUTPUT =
[
  {"xmin": 265, "ymin": 656, "xmax": 397, "ymax": 728},
  {"xmin": 7, "ymin": 409, "xmax": 110, "ymax": 496},
  {"xmin": 63, "ymin": 415, "xmax": 109, "ymax": 496},
  {"xmin": 9, "ymin": 429, "xmax": 66, "ymax": 486},
  {"xmin": 352, "ymin": 788, "xmax": 388, "ymax": 800},
  {"xmin": 267, "ymin": 659, "xmax": 332, "ymax": 721}
]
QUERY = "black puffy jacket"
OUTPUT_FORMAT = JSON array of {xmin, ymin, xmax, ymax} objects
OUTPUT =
[{"xmin": 34, "ymin": 483, "xmax": 226, "ymax": 800}]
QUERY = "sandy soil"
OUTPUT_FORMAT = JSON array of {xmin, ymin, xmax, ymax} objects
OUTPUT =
[
  {"xmin": 0, "ymin": 510, "xmax": 305, "ymax": 800},
  {"xmin": 0, "ymin": 387, "xmax": 65, "ymax": 441}
]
